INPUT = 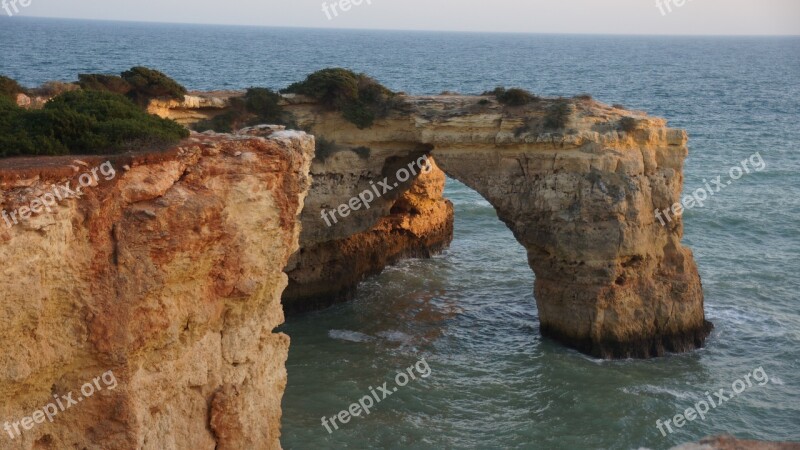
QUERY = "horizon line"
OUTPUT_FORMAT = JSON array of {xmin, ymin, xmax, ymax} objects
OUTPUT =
[{"xmin": 4, "ymin": 14, "xmax": 800, "ymax": 38}]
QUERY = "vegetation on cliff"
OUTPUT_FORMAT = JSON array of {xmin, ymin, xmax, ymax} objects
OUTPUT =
[
  {"xmin": 283, "ymin": 68, "xmax": 405, "ymax": 129},
  {"xmin": 481, "ymin": 87, "xmax": 574, "ymax": 131},
  {"xmin": 194, "ymin": 87, "xmax": 293, "ymax": 133},
  {"xmin": 510, "ymin": 98, "xmax": 574, "ymax": 136},
  {"xmin": 0, "ymin": 89, "xmax": 189, "ymax": 157},
  {"xmin": 79, "ymin": 66, "xmax": 187, "ymax": 106},
  {"xmin": 122, "ymin": 67, "xmax": 187, "ymax": 101},
  {"xmin": 543, "ymin": 100, "xmax": 572, "ymax": 130},
  {"xmin": 78, "ymin": 74, "xmax": 135, "ymax": 95},
  {"xmin": 0, "ymin": 75, "xmax": 25, "ymax": 100},
  {"xmin": 618, "ymin": 116, "xmax": 638, "ymax": 133},
  {"xmin": 483, "ymin": 87, "xmax": 540, "ymax": 106}
]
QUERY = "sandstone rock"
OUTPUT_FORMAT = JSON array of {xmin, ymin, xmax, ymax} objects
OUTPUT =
[
  {"xmin": 147, "ymin": 92, "xmax": 239, "ymax": 126},
  {"xmin": 283, "ymin": 158, "xmax": 454, "ymax": 313},
  {"xmin": 14, "ymin": 93, "xmax": 30, "ymax": 107},
  {"xmin": 155, "ymin": 92, "xmax": 712, "ymax": 360},
  {"xmin": 277, "ymin": 94, "xmax": 711, "ymax": 359},
  {"xmin": 0, "ymin": 132, "xmax": 314, "ymax": 449}
]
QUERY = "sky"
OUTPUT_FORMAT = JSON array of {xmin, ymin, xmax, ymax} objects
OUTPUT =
[{"xmin": 7, "ymin": 0, "xmax": 800, "ymax": 35}]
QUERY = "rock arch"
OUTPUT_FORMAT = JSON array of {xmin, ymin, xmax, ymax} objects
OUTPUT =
[{"xmin": 279, "ymin": 94, "xmax": 712, "ymax": 359}]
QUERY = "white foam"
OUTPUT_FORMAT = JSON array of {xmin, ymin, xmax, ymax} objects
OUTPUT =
[
  {"xmin": 376, "ymin": 330, "xmax": 412, "ymax": 343},
  {"xmin": 328, "ymin": 329, "xmax": 374, "ymax": 343},
  {"xmin": 635, "ymin": 385, "xmax": 694, "ymax": 400}
]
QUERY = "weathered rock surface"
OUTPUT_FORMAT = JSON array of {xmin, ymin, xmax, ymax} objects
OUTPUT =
[
  {"xmin": 282, "ymin": 157, "xmax": 453, "ymax": 313},
  {"xmin": 282, "ymin": 94, "xmax": 711, "ymax": 358},
  {"xmin": 0, "ymin": 130, "xmax": 314, "ymax": 449},
  {"xmin": 155, "ymin": 92, "xmax": 711, "ymax": 360},
  {"xmin": 147, "ymin": 92, "xmax": 236, "ymax": 126}
]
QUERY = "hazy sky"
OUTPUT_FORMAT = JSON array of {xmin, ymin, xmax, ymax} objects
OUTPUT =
[{"xmin": 12, "ymin": 0, "xmax": 800, "ymax": 35}]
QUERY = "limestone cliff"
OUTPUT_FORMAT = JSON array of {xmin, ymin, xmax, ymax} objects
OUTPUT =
[
  {"xmin": 149, "ymin": 93, "xmax": 456, "ymax": 313},
  {"xmin": 154, "ymin": 92, "xmax": 711, "ymax": 360},
  {"xmin": 282, "ymin": 157, "xmax": 453, "ymax": 313},
  {"xmin": 281, "ymin": 94, "xmax": 712, "ymax": 359},
  {"xmin": 0, "ymin": 130, "xmax": 313, "ymax": 449},
  {"xmin": 147, "ymin": 93, "xmax": 236, "ymax": 126}
]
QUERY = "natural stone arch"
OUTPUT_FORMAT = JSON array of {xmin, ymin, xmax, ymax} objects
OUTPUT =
[
  {"xmin": 432, "ymin": 140, "xmax": 711, "ymax": 358},
  {"xmin": 157, "ymin": 92, "xmax": 714, "ymax": 359}
]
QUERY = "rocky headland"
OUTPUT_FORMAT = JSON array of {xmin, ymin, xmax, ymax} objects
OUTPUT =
[
  {"xmin": 154, "ymin": 90, "xmax": 713, "ymax": 360},
  {"xmin": 0, "ymin": 80, "xmax": 717, "ymax": 449}
]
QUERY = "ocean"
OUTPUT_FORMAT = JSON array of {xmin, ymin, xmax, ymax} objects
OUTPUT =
[{"xmin": 1, "ymin": 17, "xmax": 798, "ymax": 450}]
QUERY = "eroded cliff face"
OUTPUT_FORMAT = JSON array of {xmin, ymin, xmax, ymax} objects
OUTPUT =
[
  {"xmin": 154, "ymin": 92, "xmax": 711, "ymax": 360},
  {"xmin": 147, "ymin": 93, "xmax": 236, "ymax": 126},
  {"xmin": 418, "ymin": 97, "xmax": 711, "ymax": 358},
  {"xmin": 278, "ymin": 94, "xmax": 711, "ymax": 358},
  {"xmin": 0, "ymin": 130, "xmax": 313, "ymax": 449},
  {"xmin": 282, "ymin": 157, "xmax": 453, "ymax": 313}
]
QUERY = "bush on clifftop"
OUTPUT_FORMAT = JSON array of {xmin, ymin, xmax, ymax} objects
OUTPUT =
[
  {"xmin": 243, "ymin": 87, "xmax": 285, "ymax": 124},
  {"xmin": 121, "ymin": 66, "xmax": 187, "ymax": 104},
  {"xmin": 543, "ymin": 100, "xmax": 572, "ymax": 130},
  {"xmin": 193, "ymin": 87, "xmax": 292, "ymax": 133},
  {"xmin": 0, "ymin": 76, "xmax": 25, "ymax": 100},
  {"xmin": 282, "ymin": 68, "xmax": 404, "ymax": 129},
  {"xmin": 78, "ymin": 67, "xmax": 187, "ymax": 106},
  {"xmin": 0, "ymin": 89, "xmax": 189, "ymax": 158},
  {"xmin": 78, "ymin": 74, "xmax": 133, "ymax": 96},
  {"xmin": 618, "ymin": 117, "xmax": 638, "ymax": 133},
  {"xmin": 483, "ymin": 87, "xmax": 539, "ymax": 106}
]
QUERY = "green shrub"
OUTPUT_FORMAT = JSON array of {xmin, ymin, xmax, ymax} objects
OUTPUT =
[
  {"xmin": 79, "ymin": 67, "xmax": 187, "ymax": 107},
  {"xmin": 0, "ymin": 76, "xmax": 25, "ymax": 100},
  {"xmin": 543, "ymin": 100, "xmax": 572, "ymax": 130},
  {"xmin": 121, "ymin": 66, "xmax": 187, "ymax": 104},
  {"xmin": 0, "ymin": 90, "xmax": 188, "ymax": 158},
  {"xmin": 612, "ymin": 103, "xmax": 626, "ymax": 110},
  {"xmin": 478, "ymin": 99, "xmax": 491, "ymax": 105},
  {"xmin": 341, "ymin": 101, "xmax": 376, "ymax": 129},
  {"xmin": 500, "ymin": 88, "xmax": 537, "ymax": 106},
  {"xmin": 283, "ymin": 68, "xmax": 401, "ymax": 129},
  {"xmin": 78, "ymin": 74, "xmax": 133, "ymax": 96},
  {"xmin": 618, "ymin": 117, "xmax": 638, "ymax": 133},
  {"xmin": 244, "ymin": 88, "xmax": 283, "ymax": 123},
  {"xmin": 193, "ymin": 87, "xmax": 291, "ymax": 133},
  {"xmin": 284, "ymin": 68, "xmax": 359, "ymax": 109},
  {"xmin": 483, "ymin": 87, "xmax": 538, "ymax": 106}
]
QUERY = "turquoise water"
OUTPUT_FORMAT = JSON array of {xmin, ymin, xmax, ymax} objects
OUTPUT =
[{"xmin": 1, "ymin": 18, "xmax": 798, "ymax": 449}]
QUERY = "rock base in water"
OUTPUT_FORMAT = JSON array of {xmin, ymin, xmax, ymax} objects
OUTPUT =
[{"xmin": 541, "ymin": 320, "xmax": 714, "ymax": 359}]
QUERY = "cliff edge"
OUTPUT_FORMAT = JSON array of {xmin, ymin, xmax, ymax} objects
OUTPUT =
[{"xmin": 0, "ymin": 129, "xmax": 313, "ymax": 449}]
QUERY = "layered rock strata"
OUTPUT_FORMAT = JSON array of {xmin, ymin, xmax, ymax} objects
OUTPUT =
[
  {"xmin": 0, "ymin": 130, "xmax": 313, "ymax": 449},
  {"xmin": 155, "ymin": 92, "xmax": 712, "ymax": 359},
  {"xmin": 282, "ymin": 157, "xmax": 453, "ymax": 313}
]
